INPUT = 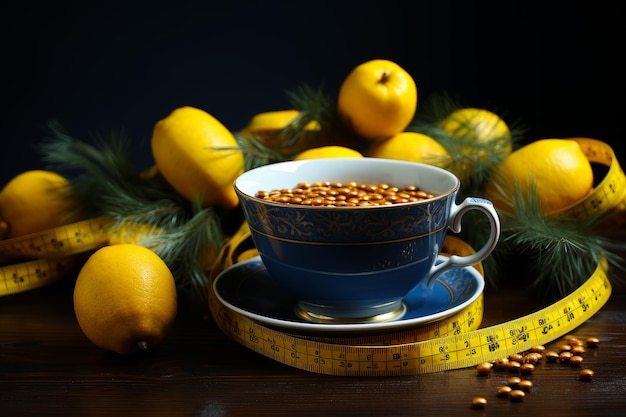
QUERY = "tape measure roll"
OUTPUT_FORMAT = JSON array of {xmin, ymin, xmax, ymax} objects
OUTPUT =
[
  {"xmin": 0, "ymin": 255, "xmax": 83, "ymax": 296},
  {"xmin": 0, "ymin": 216, "xmax": 113, "ymax": 295},
  {"xmin": 0, "ymin": 140, "xmax": 621, "ymax": 378},
  {"xmin": 207, "ymin": 221, "xmax": 611, "ymax": 376},
  {"xmin": 559, "ymin": 138, "xmax": 626, "ymax": 222},
  {"xmin": 0, "ymin": 216, "xmax": 112, "ymax": 260},
  {"xmin": 205, "ymin": 138, "xmax": 622, "ymax": 376}
]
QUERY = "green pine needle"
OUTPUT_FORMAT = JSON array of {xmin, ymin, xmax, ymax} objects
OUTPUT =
[
  {"xmin": 410, "ymin": 91, "xmax": 462, "ymax": 124},
  {"xmin": 40, "ymin": 121, "xmax": 183, "ymax": 219},
  {"xmin": 407, "ymin": 91, "xmax": 525, "ymax": 197},
  {"xmin": 233, "ymin": 83, "xmax": 358, "ymax": 171},
  {"xmin": 235, "ymin": 132, "xmax": 290, "ymax": 171},
  {"xmin": 38, "ymin": 121, "xmax": 228, "ymax": 301},
  {"xmin": 284, "ymin": 83, "xmax": 342, "ymax": 136},
  {"xmin": 491, "ymin": 178, "xmax": 625, "ymax": 299}
]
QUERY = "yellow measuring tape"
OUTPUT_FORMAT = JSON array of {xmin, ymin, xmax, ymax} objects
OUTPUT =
[
  {"xmin": 560, "ymin": 138, "xmax": 626, "ymax": 223},
  {"xmin": 0, "ymin": 138, "xmax": 621, "ymax": 377},
  {"xmin": 206, "ymin": 221, "xmax": 610, "ymax": 376},
  {"xmin": 203, "ymin": 137, "xmax": 621, "ymax": 376},
  {"xmin": 0, "ymin": 217, "xmax": 113, "ymax": 296}
]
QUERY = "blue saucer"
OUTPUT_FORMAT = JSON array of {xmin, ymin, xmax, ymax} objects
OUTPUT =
[{"xmin": 213, "ymin": 255, "xmax": 484, "ymax": 333}]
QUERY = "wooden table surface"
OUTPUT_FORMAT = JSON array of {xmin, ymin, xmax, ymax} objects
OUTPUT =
[{"xmin": 2, "ymin": 265, "xmax": 625, "ymax": 417}]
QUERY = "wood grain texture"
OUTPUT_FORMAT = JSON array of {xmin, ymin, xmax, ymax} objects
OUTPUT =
[{"xmin": 1, "ymin": 273, "xmax": 625, "ymax": 417}]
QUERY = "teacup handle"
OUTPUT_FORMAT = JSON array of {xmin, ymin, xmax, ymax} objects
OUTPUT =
[{"xmin": 426, "ymin": 197, "xmax": 501, "ymax": 287}]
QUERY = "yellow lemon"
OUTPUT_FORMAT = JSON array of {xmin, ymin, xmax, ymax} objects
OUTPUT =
[
  {"xmin": 0, "ymin": 170, "xmax": 79, "ymax": 238},
  {"xmin": 366, "ymin": 132, "xmax": 451, "ymax": 168},
  {"xmin": 240, "ymin": 109, "xmax": 321, "ymax": 140},
  {"xmin": 151, "ymin": 106, "xmax": 244, "ymax": 208},
  {"xmin": 241, "ymin": 109, "xmax": 301, "ymax": 137},
  {"xmin": 73, "ymin": 244, "xmax": 177, "ymax": 355},
  {"xmin": 440, "ymin": 107, "xmax": 512, "ymax": 159},
  {"xmin": 239, "ymin": 109, "xmax": 323, "ymax": 154},
  {"xmin": 484, "ymin": 139, "xmax": 594, "ymax": 215},
  {"xmin": 337, "ymin": 59, "xmax": 418, "ymax": 140},
  {"xmin": 294, "ymin": 145, "xmax": 363, "ymax": 160}
]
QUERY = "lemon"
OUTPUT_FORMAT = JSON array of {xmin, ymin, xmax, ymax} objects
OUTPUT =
[
  {"xmin": 0, "ymin": 170, "xmax": 78, "ymax": 238},
  {"xmin": 294, "ymin": 145, "xmax": 363, "ymax": 160},
  {"xmin": 239, "ymin": 109, "xmax": 323, "ymax": 154},
  {"xmin": 241, "ymin": 110, "xmax": 321, "ymax": 139},
  {"xmin": 337, "ymin": 59, "xmax": 418, "ymax": 140},
  {"xmin": 73, "ymin": 244, "xmax": 178, "ymax": 355},
  {"xmin": 438, "ymin": 108, "xmax": 512, "ymax": 183},
  {"xmin": 484, "ymin": 139, "xmax": 594, "ymax": 215},
  {"xmin": 366, "ymin": 132, "xmax": 451, "ymax": 168},
  {"xmin": 440, "ymin": 107, "xmax": 512, "ymax": 158},
  {"xmin": 241, "ymin": 109, "xmax": 301, "ymax": 138},
  {"xmin": 151, "ymin": 106, "xmax": 244, "ymax": 209}
]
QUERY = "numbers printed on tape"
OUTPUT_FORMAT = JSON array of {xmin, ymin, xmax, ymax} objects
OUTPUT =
[
  {"xmin": 561, "ymin": 138, "xmax": 626, "ymax": 220},
  {"xmin": 1, "ymin": 256, "xmax": 82, "ymax": 295},
  {"xmin": 203, "ymin": 138, "xmax": 621, "ymax": 376},
  {"xmin": 208, "ymin": 255, "xmax": 610, "ymax": 376},
  {"xmin": 0, "ymin": 216, "xmax": 113, "ymax": 295},
  {"xmin": 0, "ymin": 140, "xmax": 622, "ymax": 377},
  {"xmin": 0, "ymin": 216, "xmax": 112, "ymax": 260}
]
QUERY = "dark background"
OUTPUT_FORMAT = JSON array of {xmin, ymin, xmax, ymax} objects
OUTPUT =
[{"xmin": 2, "ymin": 1, "xmax": 624, "ymax": 186}]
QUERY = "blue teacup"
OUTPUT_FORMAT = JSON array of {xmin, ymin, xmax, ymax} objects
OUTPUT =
[{"xmin": 234, "ymin": 158, "xmax": 500, "ymax": 323}]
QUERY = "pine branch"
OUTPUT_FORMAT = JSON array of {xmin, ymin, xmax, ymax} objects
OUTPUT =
[
  {"xmin": 38, "ymin": 121, "xmax": 227, "ymax": 300},
  {"xmin": 494, "ymin": 180, "xmax": 625, "ymax": 299},
  {"xmin": 235, "ymin": 132, "xmax": 290, "ymax": 171},
  {"xmin": 285, "ymin": 83, "xmax": 340, "ymax": 134},
  {"xmin": 233, "ymin": 83, "xmax": 356, "ymax": 170},
  {"xmin": 407, "ymin": 92, "xmax": 525, "ymax": 196}
]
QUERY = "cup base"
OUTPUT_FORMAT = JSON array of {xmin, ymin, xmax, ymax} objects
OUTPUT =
[{"xmin": 294, "ymin": 301, "xmax": 407, "ymax": 324}]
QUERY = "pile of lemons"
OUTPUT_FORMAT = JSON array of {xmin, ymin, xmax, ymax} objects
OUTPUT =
[
  {"xmin": 236, "ymin": 59, "xmax": 593, "ymax": 218},
  {"xmin": 0, "ymin": 58, "xmax": 597, "ymax": 355}
]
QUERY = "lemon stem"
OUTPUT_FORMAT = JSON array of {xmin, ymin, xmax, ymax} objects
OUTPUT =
[{"xmin": 379, "ymin": 71, "xmax": 391, "ymax": 84}]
